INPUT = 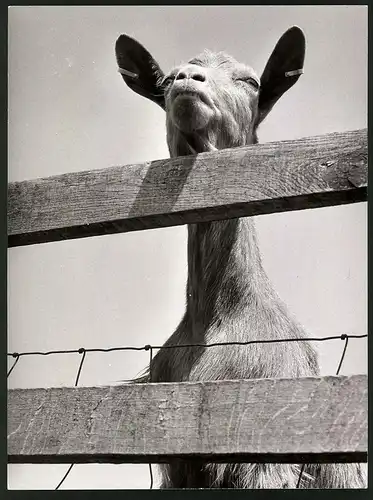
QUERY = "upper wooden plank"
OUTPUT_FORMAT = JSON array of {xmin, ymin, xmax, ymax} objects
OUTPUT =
[
  {"xmin": 8, "ymin": 375, "xmax": 367, "ymax": 464},
  {"xmin": 8, "ymin": 129, "xmax": 367, "ymax": 247}
]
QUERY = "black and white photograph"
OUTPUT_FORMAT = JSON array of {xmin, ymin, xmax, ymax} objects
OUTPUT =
[{"xmin": 7, "ymin": 5, "xmax": 367, "ymax": 490}]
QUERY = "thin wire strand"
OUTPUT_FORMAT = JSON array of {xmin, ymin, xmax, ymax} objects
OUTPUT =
[
  {"xmin": 336, "ymin": 334, "xmax": 349, "ymax": 376},
  {"xmin": 74, "ymin": 349, "xmax": 87, "ymax": 386},
  {"xmin": 55, "ymin": 349, "xmax": 87, "ymax": 490},
  {"xmin": 149, "ymin": 463, "xmax": 154, "ymax": 490},
  {"xmin": 7, "ymin": 354, "xmax": 20, "ymax": 377},
  {"xmin": 7, "ymin": 333, "xmax": 367, "ymax": 359},
  {"xmin": 296, "ymin": 464, "xmax": 306, "ymax": 489},
  {"xmin": 296, "ymin": 334, "xmax": 351, "ymax": 488},
  {"xmin": 55, "ymin": 464, "xmax": 74, "ymax": 490},
  {"xmin": 148, "ymin": 345, "xmax": 153, "ymax": 383}
]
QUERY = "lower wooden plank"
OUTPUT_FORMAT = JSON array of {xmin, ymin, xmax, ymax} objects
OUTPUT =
[{"xmin": 8, "ymin": 375, "xmax": 367, "ymax": 464}]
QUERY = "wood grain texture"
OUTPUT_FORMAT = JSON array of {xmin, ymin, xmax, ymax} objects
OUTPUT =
[
  {"xmin": 8, "ymin": 129, "xmax": 367, "ymax": 247},
  {"xmin": 8, "ymin": 375, "xmax": 367, "ymax": 464}
]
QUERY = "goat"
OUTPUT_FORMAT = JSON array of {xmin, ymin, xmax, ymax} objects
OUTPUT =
[{"xmin": 115, "ymin": 27, "xmax": 366, "ymax": 489}]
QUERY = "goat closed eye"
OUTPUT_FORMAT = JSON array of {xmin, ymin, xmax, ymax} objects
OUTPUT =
[{"xmin": 236, "ymin": 77, "xmax": 260, "ymax": 91}]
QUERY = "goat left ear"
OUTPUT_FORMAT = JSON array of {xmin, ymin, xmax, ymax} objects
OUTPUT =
[
  {"xmin": 115, "ymin": 34, "xmax": 166, "ymax": 109},
  {"xmin": 258, "ymin": 26, "xmax": 305, "ymax": 124}
]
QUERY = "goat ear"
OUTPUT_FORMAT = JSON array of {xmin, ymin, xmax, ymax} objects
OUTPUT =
[
  {"xmin": 115, "ymin": 34, "xmax": 165, "ymax": 109},
  {"xmin": 258, "ymin": 26, "xmax": 305, "ymax": 123}
]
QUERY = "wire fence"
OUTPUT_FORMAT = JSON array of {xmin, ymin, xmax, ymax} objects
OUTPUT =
[{"xmin": 7, "ymin": 332, "xmax": 367, "ymax": 490}]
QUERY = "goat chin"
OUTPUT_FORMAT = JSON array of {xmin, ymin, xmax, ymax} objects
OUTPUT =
[{"xmin": 170, "ymin": 97, "xmax": 213, "ymax": 132}]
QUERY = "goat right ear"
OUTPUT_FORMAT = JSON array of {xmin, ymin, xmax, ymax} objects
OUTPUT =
[
  {"xmin": 115, "ymin": 35, "xmax": 165, "ymax": 109},
  {"xmin": 258, "ymin": 26, "xmax": 305, "ymax": 124}
]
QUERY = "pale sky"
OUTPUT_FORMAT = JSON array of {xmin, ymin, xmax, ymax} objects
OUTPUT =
[{"xmin": 8, "ymin": 6, "xmax": 367, "ymax": 490}]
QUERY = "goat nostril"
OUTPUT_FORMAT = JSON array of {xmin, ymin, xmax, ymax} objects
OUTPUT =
[
  {"xmin": 192, "ymin": 74, "xmax": 206, "ymax": 82},
  {"xmin": 176, "ymin": 71, "xmax": 206, "ymax": 82}
]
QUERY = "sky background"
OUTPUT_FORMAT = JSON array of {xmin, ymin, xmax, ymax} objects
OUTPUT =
[{"xmin": 8, "ymin": 6, "xmax": 367, "ymax": 490}]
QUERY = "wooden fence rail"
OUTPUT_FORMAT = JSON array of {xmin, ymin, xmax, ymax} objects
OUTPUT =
[
  {"xmin": 8, "ymin": 375, "xmax": 367, "ymax": 464},
  {"xmin": 8, "ymin": 129, "xmax": 367, "ymax": 247}
]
